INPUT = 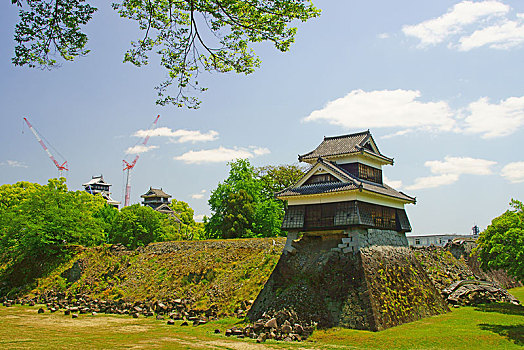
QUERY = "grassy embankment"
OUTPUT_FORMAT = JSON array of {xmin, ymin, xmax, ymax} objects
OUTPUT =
[
  {"xmin": 30, "ymin": 238, "xmax": 285, "ymax": 315},
  {"xmin": 0, "ymin": 287, "xmax": 522, "ymax": 349}
]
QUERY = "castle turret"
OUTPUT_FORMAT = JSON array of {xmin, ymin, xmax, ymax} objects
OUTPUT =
[
  {"xmin": 277, "ymin": 131, "xmax": 415, "ymax": 253},
  {"xmin": 83, "ymin": 175, "xmax": 120, "ymax": 208},
  {"xmin": 141, "ymin": 187, "xmax": 178, "ymax": 217}
]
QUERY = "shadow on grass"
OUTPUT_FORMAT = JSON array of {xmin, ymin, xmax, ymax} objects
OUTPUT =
[
  {"xmin": 475, "ymin": 303, "xmax": 524, "ymax": 316},
  {"xmin": 478, "ymin": 323, "xmax": 524, "ymax": 346}
]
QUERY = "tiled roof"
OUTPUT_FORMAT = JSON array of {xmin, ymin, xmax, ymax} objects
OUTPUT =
[
  {"xmin": 141, "ymin": 187, "xmax": 172, "ymax": 198},
  {"xmin": 298, "ymin": 131, "xmax": 391, "ymax": 162},
  {"xmin": 362, "ymin": 182, "xmax": 415, "ymax": 202},
  {"xmin": 278, "ymin": 181, "xmax": 359, "ymax": 196},
  {"xmin": 82, "ymin": 175, "xmax": 111, "ymax": 187},
  {"xmin": 277, "ymin": 159, "xmax": 415, "ymax": 203}
]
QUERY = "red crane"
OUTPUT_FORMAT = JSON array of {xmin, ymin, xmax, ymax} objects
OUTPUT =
[
  {"xmin": 23, "ymin": 117, "xmax": 68, "ymax": 177},
  {"xmin": 122, "ymin": 115, "xmax": 160, "ymax": 207}
]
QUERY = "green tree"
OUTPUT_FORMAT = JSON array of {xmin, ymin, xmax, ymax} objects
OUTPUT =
[
  {"xmin": 108, "ymin": 204, "xmax": 166, "ymax": 249},
  {"xmin": 11, "ymin": 0, "xmax": 320, "ymax": 107},
  {"xmin": 474, "ymin": 199, "xmax": 524, "ymax": 281},
  {"xmin": 94, "ymin": 203, "xmax": 119, "ymax": 238},
  {"xmin": 206, "ymin": 159, "xmax": 284, "ymax": 238},
  {"xmin": 256, "ymin": 163, "xmax": 308, "ymax": 197},
  {"xmin": 222, "ymin": 189, "xmax": 255, "ymax": 238},
  {"xmin": 0, "ymin": 178, "xmax": 106, "ymax": 264},
  {"xmin": 253, "ymin": 198, "xmax": 283, "ymax": 237},
  {"xmin": 169, "ymin": 198, "xmax": 196, "ymax": 226}
]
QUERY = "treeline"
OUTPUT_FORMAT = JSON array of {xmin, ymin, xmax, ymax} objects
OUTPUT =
[
  {"xmin": 0, "ymin": 179, "xmax": 204, "ymax": 261},
  {"xmin": 0, "ymin": 160, "xmax": 305, "ymax": 259}
]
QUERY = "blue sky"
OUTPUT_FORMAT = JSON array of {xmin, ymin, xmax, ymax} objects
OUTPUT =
[{"xmin": 1, "ymin": 0, "xmax": 523, "ymax": 235}]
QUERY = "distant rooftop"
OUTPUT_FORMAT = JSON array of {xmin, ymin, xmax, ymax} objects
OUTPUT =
[
  {"xmin": 298, "ymin": 130, "xmax": 392, "ymax": 163},
  {"xmin": 82, "ymin": 175, "xmax": 111, "ymax": 187},
  {"xmin": 141, "ymin": 187, "xmax": 172, "ymax": 199}
]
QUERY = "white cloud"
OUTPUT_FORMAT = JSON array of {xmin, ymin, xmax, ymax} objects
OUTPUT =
[
  {"xmin": 377, "ymin": 33, "xmax": 390, "ymax": 39},
  {"xmin": 381, "ymin": 129, "xmax": 414, "ymax": 139},
  {"xmin": 191, "ymin": 189, "xmax": 206, "ymax": 199},
  {"xmin": 383, "ymin": 175, "xmax": 402, "ymax": 189},
  {"xmin": 402, "ymin": 1, "xmax": 509, "ymax": 46},
  {"xmin": 402, "ymin": 1, "xmax": 524, "ymax": 51},
  {"xmin": 194, "ymin": 214, "xmax": 206, "ymax": 222},
  {"xmin": 0, "ymin": 160, "xmax": 28, "ymax": 168},
  {"xmin": 171, "ymin": 130, "xmax": 219, "ymax": 143},
  {"xmin": 174, "ymin": 146, "xmax": 270, "ymax": 164},
  {"xmin": 305, "ymin": 90, "xmax": 524, "ymax": 139},
  {"xmin": 304, "ymin": 89, "xmax": 456, "ymax": 133},
  {"xmin": 501, "ymin": 162, "xmax": 524, "ymax": 183},
  {"xmin": 458, "ymin": 19, "xmax": 524, "ymax": 50},
  {"xmin": 425, "ymin": 156, "xmax": 497, "ymax": 176},
  {"xmin": 134, "ymin": 127, "xmax": 219, "ymax": 143},
  {"xmin": 251, "ymin": 147, "xmax": 271, "ymax": 156},
  {"xmin": 125, "ymin": 144, "xmax": 158, "ymax": 155},
  {"xmin": 406, "ymin": 174, "xmax": 460, "ymax": 190},
  {"xmin": 462, "ymin": 96, "xmax": 524, "ymax": 138},
  {"xmin": 406, "ymin": 156, "xmax": 497, "ymax": 190}
]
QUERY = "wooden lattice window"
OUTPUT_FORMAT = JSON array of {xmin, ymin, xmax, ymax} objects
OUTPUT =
[
  {"xmin": 305, "ymin": 203, "xmax": 337, "ymax": 229},
  {"xmin": 358, "ymin": 163, "xmax": 382, "ymax": 184},
  {"xmin": 333, "ymin": 201, "xmax": 359, "ymax": 226},
  {"xmin": 282, "ymin": 205, "xmax": 305, "ymax": 229},
  {"xmin": 395, "ymin": 209, "xmax": 411, "ymax": 231},
  {"xmin": 358, "ymin": 202, "xmax": 396, "ymax": 230},
  {"xmin": 338, "ymin": 163, "xmax": 359, "ymax": 177},
  {"xmin": 338, "ymin": 163, "xmax": 382, "ymax": 184}
]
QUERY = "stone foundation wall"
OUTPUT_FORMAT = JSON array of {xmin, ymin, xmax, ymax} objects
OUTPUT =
[
  {"xmin": 248, "ymin": 234, "xmax": 448, "ymax": 331},
  {"xmin": 248, "ymin": 235, "xmax": 374, "ymax": 329},
  {"xmin": 360, "ymin": 246, "xmax": 449, "ymax": 330},
  {"xmin": 328, "ymin": 228, "xmax": 409, "ymax": 254},
  {"xmin": 249, "ymin": 233, "xmax": 519, "ymax": 332},
  {"xmin": 360, "ymin": 229, "xmax": 408, "ymax": 248}
]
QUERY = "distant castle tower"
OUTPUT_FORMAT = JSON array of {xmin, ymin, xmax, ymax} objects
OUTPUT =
[
  {"xmin": 83, "ymin": 175, "xmax": 120, "ymax": 208},
  {"xmin": 277, "ymin": 130, "xmax": 416, "ymax": 253},
  {"xmin": 141, "ymin": 187, "xmax": 176, "ymax": 216}
]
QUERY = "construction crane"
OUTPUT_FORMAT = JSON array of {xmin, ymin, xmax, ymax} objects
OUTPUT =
[
  {"xmin": 23, "ymin": 117, "xmax": 68, "ymax": 178},
  {"xmin": 122, "ymin": 115, "xmax": 160, "ymax": 207}
]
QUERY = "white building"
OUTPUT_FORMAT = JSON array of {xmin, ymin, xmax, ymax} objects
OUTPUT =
[{"xmin": 406, "ymin": 234, "xmax": 477, "ymax": 247}]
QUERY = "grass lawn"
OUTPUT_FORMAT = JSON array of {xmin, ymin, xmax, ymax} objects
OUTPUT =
[{"xmin": 1, "ymin": 287, "xmax": 522, "ymax": 350}]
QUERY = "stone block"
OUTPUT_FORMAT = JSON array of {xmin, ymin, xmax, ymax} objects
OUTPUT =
[{"xmin": 338, "ymin": 243, "xmax": 348, "ymax": 249}]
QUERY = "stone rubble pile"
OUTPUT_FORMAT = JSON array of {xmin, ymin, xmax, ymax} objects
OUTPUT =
[
  {"xmin": 1, "ymin": 290, "xmax": 222, "ymax": 326},
  {"xmin": 225, "ymin": 309, "xmax": 315, "ymax": 343},
  {"xmin": 442, "ymin": 280, "xmax": 521, "ymax": 306}
]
